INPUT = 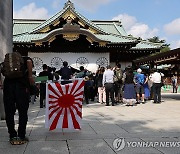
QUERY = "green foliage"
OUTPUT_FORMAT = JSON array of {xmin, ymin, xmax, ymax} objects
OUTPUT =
[
  {"xmin": 148, "ymin": 36, "xmax": 170, "ymax": 52},
  {"xmin": 161, "ymin": 46, "xmax": 170, "ymax": 52}
]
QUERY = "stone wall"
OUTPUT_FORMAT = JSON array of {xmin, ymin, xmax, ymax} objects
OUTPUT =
[{"xmin": 28, "ymin": 52, "xmax": 110, "ymax": 74}]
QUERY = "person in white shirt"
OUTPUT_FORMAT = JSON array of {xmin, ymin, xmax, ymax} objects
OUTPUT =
[
  {"xmin": 102, "ymin": 65, "xmax": 115, "ymax": 106},
  {"xmin": 150, "ymin": 69, "xmax": 162, "ymax": 103}
]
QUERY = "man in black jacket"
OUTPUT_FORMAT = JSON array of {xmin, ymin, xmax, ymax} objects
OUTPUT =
[
  {"xmin": 56, "ymin": 61, "xmax": 72, "ymax": 85},
  {"xmin": 39, "ymin": 64, "xmax": 53, "ymax": 108}
]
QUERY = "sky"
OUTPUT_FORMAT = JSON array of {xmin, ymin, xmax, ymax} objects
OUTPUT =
[{"xmin": 13, "ymin": 0, "xmax": 180, "ymax": 49}]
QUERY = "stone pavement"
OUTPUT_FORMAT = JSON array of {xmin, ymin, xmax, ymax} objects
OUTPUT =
[{"xmin": 0, "ymin": 93, "xmax": 180, "ymax": 154}]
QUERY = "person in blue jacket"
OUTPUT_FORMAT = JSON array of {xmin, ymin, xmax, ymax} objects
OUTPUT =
[{"xmin": 134, "ymin": 68, "xmax": 147, "ymax": 103}]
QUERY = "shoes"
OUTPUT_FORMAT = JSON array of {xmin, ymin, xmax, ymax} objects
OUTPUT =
[
  {"xmin": 9, "ymin": 137, "xmax": 18, "ymax": 145},
  {"xmin": 105, "ymin": 104, "xmax": 110, "ymax": 106},
  {"xmin": 100, "ymin": 102, "xmax": 104, "ymax": 104},
  {"xmin": 9, "ymin": 136, "xmax": 29, "ymax": 145},
  {"xmin": 18, "ymin": 137, "xmax": 29, "ymax": 144},
  {"xmin": 112, "ymin": 104, "xmax": 115, "ymax": 106}
]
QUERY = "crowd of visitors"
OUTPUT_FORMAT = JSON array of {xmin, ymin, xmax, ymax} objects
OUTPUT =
[
  {"xmin": 0, "ymin": 55, "xmax": 179, "ymax": 145},
  {"xmin": 28, "ymin": 61, "xmax": 175, "ymax": 108}
]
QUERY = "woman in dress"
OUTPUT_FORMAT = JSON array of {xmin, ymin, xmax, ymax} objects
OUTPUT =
[
  {"xmin": 144, "ymin": 73, "xmax": 150, "ymax": 100},
  {"xmin": 123, "ymin": 67, "xmax": 136, "ymax": 106}
]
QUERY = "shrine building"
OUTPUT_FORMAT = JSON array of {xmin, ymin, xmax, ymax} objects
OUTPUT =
[{"xmin": 13, "ymin": 0, "xmax": 161, "ymax": 73}]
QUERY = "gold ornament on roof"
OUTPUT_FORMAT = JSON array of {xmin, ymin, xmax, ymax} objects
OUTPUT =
[
  {"xmin": 63, "ymin": 33, "xmax": 79, "ymax": 41},
  {"xmin": 64, "ymin": 0, "xmax": 74, "ymax": 9},
  {"xmin": 66, "ymin": 16, "xmax": 72, "ymax": 24}
]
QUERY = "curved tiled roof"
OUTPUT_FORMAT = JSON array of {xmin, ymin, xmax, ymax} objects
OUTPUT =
[
  {"xmin": 31, "ymin": 27, "xmax": 108, "ymax": 43},
  {"xmin": 13, "ymin": 19, "xmax": 44, "ymax": 35},
  {"xmin": 92, "ymin": 21, "xmax": 127, "ymax": 36},
  {"xmin": 95, "ymin": 34, "xmax": 137, "ymax": 44},
  {"xmin": 13, "ymin": 31, "xmax": 136, "ymax": 44},
  {"xmin": 12, "ymin": 1, "xmax": 161, "ymax": 50},
  {"xmin": 13, "ymin": 33, "xmax": 46, "ymax": 43},
  {"xmin": 13, "ymin": 22, "xmax": 161, "ymax": 49},
  {"xmin": 131, "ymin": 40, "xmax": 162, "ymax": 49},
  {"xmin": 30, "ymin": 2, "xmax": 106, "ymax": 34}
]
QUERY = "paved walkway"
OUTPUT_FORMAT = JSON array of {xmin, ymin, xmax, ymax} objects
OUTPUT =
[{"xmin": 0, "ymin": 93, "xmax": 180, "ymax": 154}]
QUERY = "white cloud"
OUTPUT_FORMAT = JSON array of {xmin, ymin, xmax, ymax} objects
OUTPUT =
[
  {"xmin": 71, "ymin": 0, "xmax": 113, "ymax": 12},
  {"xmin": 112, "ymin": 14, "xmax": 137, "ymax": 30},
  {"xmin": 128, "ymin": 24, "xmax": 158, "ymax": 39},
  {"xmin": 112, "ymin": 14, "xmax": 159, "ymax": 39},
  {"xmin": 13, "ymin": 3, "xmax": 49, "ymax": 19},
  {"xmin": 170, "ymin": 40, "xmax": 180, "ymax": 49},
  {"xmin": 52, "ymin": 0, "xmax": 61, "ymax": 9},
  {"xmin": 164, "ymin": 18, "xmax": 180, "ymax": 35}
]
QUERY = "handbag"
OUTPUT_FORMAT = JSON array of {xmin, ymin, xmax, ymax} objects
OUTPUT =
[{"xmin": 113, "ymin": 75, "xmax": 118, "ymax": 82}]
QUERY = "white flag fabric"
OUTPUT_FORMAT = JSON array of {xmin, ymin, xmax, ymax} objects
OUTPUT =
[{"xmin": 45, "ymin": 79, "xmax": 84, "ymax": 131}]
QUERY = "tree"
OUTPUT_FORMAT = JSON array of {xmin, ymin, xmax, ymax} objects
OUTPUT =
[{"xmin": 148, "ymin": 36, "xmax": 170, "ymax": 52}]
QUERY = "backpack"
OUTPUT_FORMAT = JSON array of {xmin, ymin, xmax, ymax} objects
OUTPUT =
[
  {"xmin": 114, "ymin": 69, "xmax": 123, "ymax": 82},
  {"xmin": 2, "ymin": 52, "xmax": 25, "ymax": 78}
]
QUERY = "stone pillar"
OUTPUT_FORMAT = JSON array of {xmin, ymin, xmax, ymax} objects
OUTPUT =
[
  {"xmin": 0, "ymin": 0, "xmax": 13, "ymax": 120},
  {"xmin": 0, "ymin": 75, "xmax": 5, "ymax": 120}
]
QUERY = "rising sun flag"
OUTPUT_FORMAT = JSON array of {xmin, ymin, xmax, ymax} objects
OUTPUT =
[{"xmin": 45, "ymin": 79, "xmax": 85, "ymax": 131}]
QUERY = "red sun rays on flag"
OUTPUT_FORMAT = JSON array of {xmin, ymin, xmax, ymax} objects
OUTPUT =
[{"xmin": 47, "ymin": 79, "xmax": 84, "ymax": 131}]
